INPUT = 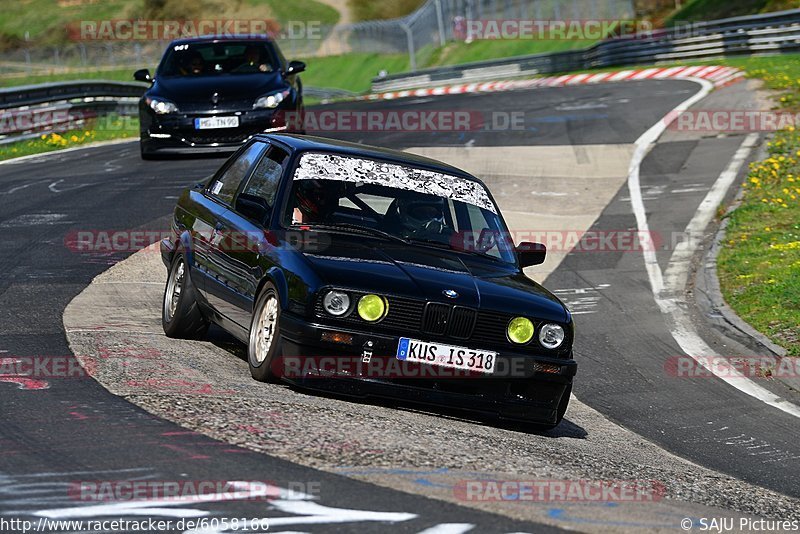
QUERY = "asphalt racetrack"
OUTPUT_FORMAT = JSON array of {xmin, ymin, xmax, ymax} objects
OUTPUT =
[{"xmin": 1, "ymin": 78, "xmax": 799, "ymax": 532}]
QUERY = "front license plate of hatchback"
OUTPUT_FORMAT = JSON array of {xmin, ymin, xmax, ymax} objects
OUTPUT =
[
  {"xmin": 396, "ymin": 337, "xmax": 497, "ymax": 374},
  {"xmin": 194, "ymin": 116, "xmax": 239, "ymax": 129}
]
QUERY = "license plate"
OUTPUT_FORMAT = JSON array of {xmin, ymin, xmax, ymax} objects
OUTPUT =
[
  {"xmin": 397, "ymin": 337, "xmax": 497, "ymax": 374},
  {"xmin": 194, "ymin": 116, "xmax": 239, "ymax": 129}
]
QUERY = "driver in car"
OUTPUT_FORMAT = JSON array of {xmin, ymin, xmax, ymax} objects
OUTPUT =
[
  {"xmin": 234, "ymin": 45, "xmax": 270, "ymax": 73},
  {"xmin": 291, "ymin": 180, "xmax": 344, "ymax": 225},
  {"xmin": 392, "ymin": 192, "xmax": 450, "ymax": 239},
  {"xmin": 178, "ymin": 51, "xmax": 205, "ymax": 75}
]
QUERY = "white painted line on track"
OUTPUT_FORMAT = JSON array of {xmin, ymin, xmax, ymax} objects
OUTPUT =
[
  {"xmin": 627, "ymin": 78, "xmax": 800, "ymax": 419},
  {"xmin": 416, "ymin": 524, "xmax": 475, "ymax": 534}
]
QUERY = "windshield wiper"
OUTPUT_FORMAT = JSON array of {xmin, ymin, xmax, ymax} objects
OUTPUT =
[{"xmin": 295, "ymin": 223, "xmax": 409, "ymax": 244}]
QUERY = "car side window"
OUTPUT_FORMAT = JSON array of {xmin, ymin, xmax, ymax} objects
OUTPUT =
[
  {"xmin": 208, "ymin": 143, "xmax": 265, "ymax": 205},
  {"xmin": 241, "ymin": 145, "xmax": 288, "ymax": 208}
]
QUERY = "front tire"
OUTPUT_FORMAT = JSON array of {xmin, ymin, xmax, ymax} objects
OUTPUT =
[
  {"xmin": 140, "ymin": 143, "xmax": 157, "ymax": 160},
  {"xmin": 248, "ymin": 284, "xmax": 283, "ymax": 382},
  {"xmin": 162, "ymin": 253, "xmax": 209, "ymax": 339},
  {"xmin": 537, "ymin": 384, "xmax": 572, "ymax": 431}
]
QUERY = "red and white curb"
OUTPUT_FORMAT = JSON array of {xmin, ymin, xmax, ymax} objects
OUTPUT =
[{"xmin": 364, "ymin": 65, "xmax": 744, "ymax": 101}]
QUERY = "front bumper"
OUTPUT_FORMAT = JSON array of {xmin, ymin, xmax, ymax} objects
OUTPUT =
[
  {"xmin": 277, "ymin": 312, "xmax": 577, "ymax": 425},
  {"xmin": 140, "ymin": 108, "xmax": 292, "ymax": 154},
  {"xmin": 160, "ymin": 237, "xmax": 175, "ymax": 269}
]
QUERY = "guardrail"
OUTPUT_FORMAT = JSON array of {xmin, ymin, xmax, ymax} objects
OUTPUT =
[
  {"xmin": 0, "ymin": 80, "xmax": 355, "ymax": 144},
  {"xmin": 0, "ymin": 81, "xmax": 147, "ymax": 109},
  {"xmin": 0, "ymin": 80, "xmax": 146, "ymax": 144},
  {"xmin": 372, "ymin": 8, "xmax": 800, "ymax": 92}
]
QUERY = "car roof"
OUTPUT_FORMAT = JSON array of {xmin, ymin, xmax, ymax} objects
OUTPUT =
[
  {"xmin": 259, "ymin": 134, "xmax": 484, "ymax": 184},
  {"xmin": 167, "ymin": 35, "xmax": 276, "ymax": 46}
]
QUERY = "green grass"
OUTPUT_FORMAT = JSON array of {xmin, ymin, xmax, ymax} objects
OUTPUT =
[
  {"xmin": 1, "ymin": 68, "xmax": 137, "ymax": 88},
  {"xmin": 425, "ymin": 39, "xmax": 590, "ymax": 68},
  {"xmin": 715, "ymin": 55, "xmax": 800, "ymax": 356},
  {"xmin": 665, "ymin": 0, "xmax": 799, "ymax": 25},
  {"xmin": 299, "ymin": 52, "xmax": 410, "ymax": 93},
  {"xmin": 253, "ymin": 0, "xmax": 339, "ymax": 26},
  {"xmin": 0, "ymin": 114, "xmax": 138, "ymax": 162},
  {"xmin": 0, "ymin": 0, "xmax": 136, "ymax": 45},
  {"xmin": 348, "ymin": 0, "xmax": 425, "ymax": 22},
  {"xmin": 717, "ymin": 132, "xmax": 800, "ymax": 355},
  {"xmin": 0, "ymin": 52, "xmax": 411, "ymax": 94},
  {"xmin": 0, "ymin": 0, "xmax": 339, "ymax": 45}
]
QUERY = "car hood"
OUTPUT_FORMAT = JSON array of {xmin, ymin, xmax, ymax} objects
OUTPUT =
[
  {"xmin": 152, "ymin": 73, "xmax": 285, "ymax": 103},
  {"xmin": 301, "ymin": 234, "xmax": 568, "ymax": 323}
]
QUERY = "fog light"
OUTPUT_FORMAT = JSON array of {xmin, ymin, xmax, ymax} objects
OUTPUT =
[
  {"xmin": 323, "ymin": 291, "xmax": 350, "ymax": 316},
  {"xmin": 507, "ymin": 317, "xmax": 534, "ymax": 344},
  {"xmin": 539, "ymin": 323, "xmax": 565, "ymax": 349},
  {"xmin": 358, "ymin": 294, "xmax": 387, "ymax": 322}
]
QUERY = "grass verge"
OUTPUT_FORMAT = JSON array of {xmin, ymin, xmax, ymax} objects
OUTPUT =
[
  {"xmin": 716, "ymin": 56, "xmax": 800, "ymax": 356},
  {"xmin": 0, "ymin": 114, "xmax": 137, "ymax": 162}
]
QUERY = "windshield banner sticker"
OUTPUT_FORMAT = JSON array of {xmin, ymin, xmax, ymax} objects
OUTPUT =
[{"xmin": 294, "ymin": 152, "xmax": 498, "ymax": 214}]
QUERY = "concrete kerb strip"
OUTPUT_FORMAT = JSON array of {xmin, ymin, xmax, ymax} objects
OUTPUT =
[
  {"xmin": 361, "ymin": 66, "xmax": 745, "ymax": 102},
  {"xmin": 63, "ymin": 245, "xmax": 800, "ymax": 532}
]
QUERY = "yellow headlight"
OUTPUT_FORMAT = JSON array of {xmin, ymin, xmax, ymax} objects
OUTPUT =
[
  {"xmin": 508, "ymin": 317, "xmax": 534, "ymax": 344},
  {"xmin": 358, "ymin": 294, "xmax": 387, "ymax": 322}
]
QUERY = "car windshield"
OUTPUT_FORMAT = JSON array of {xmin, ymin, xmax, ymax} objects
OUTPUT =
[
  {"xmin": 158, "ymin": 41, "xmax": 279, "ymax": 77},
  {"xmin": 284, "ymin": 152, "xmax": 517, "ymax": 264}
]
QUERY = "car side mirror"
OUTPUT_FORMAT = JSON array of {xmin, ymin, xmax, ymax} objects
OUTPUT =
[
  {"xmin": 516, "ymin": 242, "xmax": 546, "ymax": 268},
  {"xmin": 286, "ymin": 60, "xmax": 306, "ymax": 75},
  {"xmin": 134, "ymin": 68, "xmax": 152, "ymax": 83},
  {"xmin": 235, "ymin": 193, "xmax": 271, "ymax": 224}
]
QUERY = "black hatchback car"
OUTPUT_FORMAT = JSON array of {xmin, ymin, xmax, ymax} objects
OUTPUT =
[
  {"xmin": 160, "ymin": 134, "xmax": 576, "ymax": 428},
  {"xmin": 135, "ymin": 36, "xmax": 305, "ymax": 159}
]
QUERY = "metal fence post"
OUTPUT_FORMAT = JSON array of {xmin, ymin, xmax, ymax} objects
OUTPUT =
[
  {"xmin": 435, "ymin": 0, "xmax": 446, "ymax": 46},
  {"xmin": 401, "ymin": 23, "xmax": 417, "ymax": 71}
]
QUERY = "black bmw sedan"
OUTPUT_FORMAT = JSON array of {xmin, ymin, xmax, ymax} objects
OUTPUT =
[
  {"xmin": 135, "ymin": 35, "xmax": 305, "ymax": 159},
  {"xmin": 160, "ymin": 134, "xmax": 577, "ymax": 428}
]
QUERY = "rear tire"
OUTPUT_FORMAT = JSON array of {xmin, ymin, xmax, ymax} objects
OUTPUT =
[
  {"xmin": 162, "ymin": 253, "xmax": 209, "ymax": 339},
  {"xmin": 248, "ymin": 283, "xmax": 283, "ymax": 382}
]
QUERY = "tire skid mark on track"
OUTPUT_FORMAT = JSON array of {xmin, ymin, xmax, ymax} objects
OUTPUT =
[{"xmin": 677, "ymin": 423, "xmax": 800, "ymax": 465}]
